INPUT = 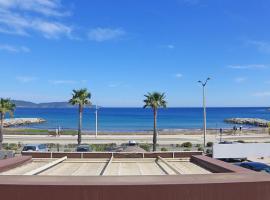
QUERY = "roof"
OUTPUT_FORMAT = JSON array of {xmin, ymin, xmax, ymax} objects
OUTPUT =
[{"xmin": 0, "ymin": 157, "xmax": 210, "ymax": 176}]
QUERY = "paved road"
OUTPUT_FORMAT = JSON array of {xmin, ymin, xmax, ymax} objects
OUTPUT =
[{"xmin": 4, "ymin": 134, "xmax": 270, "ymax": 145}]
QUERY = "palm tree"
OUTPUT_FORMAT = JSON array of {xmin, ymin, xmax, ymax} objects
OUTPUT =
[
  {"xmin": 143, "ymin": 92, "xmax": 167, "ymax": 151},
  {"xmin": 69, "ymin": 88, "xmax": 91, "ymax": 145},
  {"xmin": 0, "ymin": 98, "xmax": 16, "ymax": 149}
]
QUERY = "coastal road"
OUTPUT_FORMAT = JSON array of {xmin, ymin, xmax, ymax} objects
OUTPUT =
[{"xmin": 4, "ymin": 134, "xmax": 270, "ymax": 145}]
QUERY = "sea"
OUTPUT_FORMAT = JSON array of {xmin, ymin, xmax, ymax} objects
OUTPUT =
[{"xmin": 11, "ymin": 107, "xmax": 270, "ymax": 132}]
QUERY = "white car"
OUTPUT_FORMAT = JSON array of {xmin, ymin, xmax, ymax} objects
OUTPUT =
[
  {"xmin": 128, "ymin": 140, "xmax": 137, "ymax": 146},
  {"xmin": 22, "ymin": 144, "xmax": 48, "ymax": 152}
]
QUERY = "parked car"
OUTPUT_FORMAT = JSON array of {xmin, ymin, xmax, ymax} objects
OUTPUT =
[
  {"xmin": 76, "ymin": 145, "xmax": 92, "ymax": 152},
  {"xmin": 220, "ymin": 158, "xmax": 246, "ymax": 163},
  {"xmin": 22, "ymin": 144, "xmax": 48, "ymax": 152},
  {"xmin": 128, "ymin": 140, "xmax": 137, "ymax": 146},
  {"xmin": 236, "ymin": 162, "xmax": 270, "ymax": 174},
  {"xmin": 219, "ymin": 141, "xmax": 235, "ymax": 144}
]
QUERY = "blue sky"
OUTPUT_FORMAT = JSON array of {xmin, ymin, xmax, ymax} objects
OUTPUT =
[{"xmin": 0, "ymin": 0, "xmax": 270, "ymax": 107}]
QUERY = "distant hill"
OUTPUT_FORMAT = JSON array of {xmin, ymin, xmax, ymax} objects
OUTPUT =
[
  {"xmin": 12, "ymin": 100, "xmax": 38, "ymax": 108},
  {"xmin": 12, "ymin": 100, "xmax": 77, "ymax": 108}
]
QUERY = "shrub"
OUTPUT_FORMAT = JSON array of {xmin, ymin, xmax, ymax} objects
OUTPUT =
[
  {"xmin": 195, "ymin": 144, "xmax": 202, "ymax": 148},
  {"xmin": 91, "ymin": 144, "xmax": 105, "ymax": 151},
  {"xmin": 17, "ymin": 142, "xmax": 23, "ymax": 148},
  {"xmin": 206, "ymin": 149, "xmax": 212, "ymax": 155},
  {"xmin": 47, "ymin": 143, "xmax": 57, "ymax": 148},
  {"xmin": 67, "ymin": 144, "xmax": 76, "ymax": 148},
  {"xmin": 181, "ymin": 142, "xmax": 192, "ymax": 148},
  {"xmin": 91, "ymin": 143, "xmax": 116, "ymax": 152},
  {"xmin": 236, "ymin": 140, "xmax": 245, "ymax": 143},
  {"xmin": 183, "ymin": 148, "xmax": 191, "ymax": 151},
  {"xmin": 206, "ymin": 142, "xmax": 213, "ymax": 147},
  {"xmin": 161, "ymin": 147, "xmax": 168, "ymax": 151},
  {"xmin": 7, "ymin": 143, "xmax": 18, "ymax": 151},
  {"xmin": 2, "ymin": 143, "xmax": 8, "ymax": 149},
  {"xmin": 176, "ymin": 144, "xmax": 181, "ymax": 148},
  {"xmin": 197, "ymin": 147, "xmax": 204, "ymax": 151},
  {"xmin": 139, "ymin": 144, "xmax": 151, "ymax": 152}
]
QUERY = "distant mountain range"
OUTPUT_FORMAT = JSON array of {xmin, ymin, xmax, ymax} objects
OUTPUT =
[{"xmin": 12, "ymin": 100, "xmax": 77, "ymax": 108}]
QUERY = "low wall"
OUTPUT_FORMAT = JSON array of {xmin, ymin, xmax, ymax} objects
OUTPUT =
[
  {"xmin": 0, "ymin": 156, "xmax": 31, "ymax": 172},
  {"xmin": 0, "ymin": 174, "xmax": 270, "ymax": 200},
  {"xmin": 191, "ymin": 155, "xmax": 253, "ymax": 173},
  {"xmin": 22, "ymin": 151, "xmax": 203, "ymax": 159}
]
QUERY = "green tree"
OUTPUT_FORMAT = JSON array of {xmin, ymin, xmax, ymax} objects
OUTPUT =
[
  {"xmin": 143, "ymin": 92, "xmax": 167, "ymax": 151},
  {"xmin": 69, "ymin": 89, "xmax": 91, "ymax": 144},
  {"xmin": 0, "ymin": 98, "xmax": 16, "ymax": 149}
]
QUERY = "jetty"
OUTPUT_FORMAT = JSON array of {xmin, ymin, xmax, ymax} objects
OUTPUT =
[
  {"xmin": 3, "ymin": 118, "xmax": 46, "ymax": 127},
  {"xmin": 224, "ymin": 118, "xmax": 270, "ymax": 127}
]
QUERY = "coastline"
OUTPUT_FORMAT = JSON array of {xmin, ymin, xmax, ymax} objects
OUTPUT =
[{"xmin": 4, "ymin": 127, "xmax": 266, "ymax": 135}]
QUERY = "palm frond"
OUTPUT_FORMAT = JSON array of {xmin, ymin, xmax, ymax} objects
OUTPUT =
[
  {"xmin": 142, "ymin": 92, "xmax": 167, "ymax": 109},
  {"xmin": 0, "ymin": 98, "xmax": 16, "ymax": 115},
  {"xmin": 69, "ymin": 88, "xmax": 92, "ymax": 106}
]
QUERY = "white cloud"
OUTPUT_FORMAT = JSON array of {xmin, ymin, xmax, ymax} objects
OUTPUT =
[
  {"xmin": 48, "ymin": 80, "xmax": 87, "ymax": 85},
  {"xmin": 16, "ymin": 76, "xmax": 37, "ymax": 83},
  {"xmin": 32, "ymin": 20, "xmax": 72, "ymax": 39},
  {"xmin": 234, "ymin": 77, "xmax": 247, "ymax": 83},
  {"xmin": 160, "ymin": 44, "xmax": 175, "ymax": 49},
  {"xmin": 167, "ymin": 45, "xmax": 175, "ymax": 49},
  {"xmin": 0, "ymin": 44, "xmax": 30, "ymax": 53},
  {"xmin": 228, "ymin": 64, "xmax": 268, "ymax": 69},
  {"xmin": 246, "ymin": 40, "xmax": 270, "ymax": 54},
  {"xmin": 88, "ymin": 28, "xmax": 126, "ymax": 42},
  {"xmin": 253, "ymin": 92, "xmax": 270, "ymax": 97},
  {"xmin": 108, "ymin": 83, "xmax": 120, "ymax": 88},
  {"xmin": 175, "ymin": 73, "xmax": 183, "ymax": 78},
  {"xmin": 0, "ymin": 0, "xmax": 73, "ymax": 39},
  {"xmin": 0, "ymin": 0, "xmax": 70, "ymax": 17}
]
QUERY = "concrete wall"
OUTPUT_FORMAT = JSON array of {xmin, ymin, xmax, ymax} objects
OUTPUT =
[
  {"xmin": 0, "ymin": 156, "xmax": 31, "ymax": 172},
  {"xmin": 213, "ymin": 143, "xmax": 270, "ymax": 159},
  {"xmin": 1, "ymin": 153, "xmax": 270, "ymax": 200},
  {"xmin": 0, "ymin": 174, "xmax": 270, "ymax": 200},
  {"xmin": 191, "ymin": 155, "xmax": 253, "ymax": 173}
]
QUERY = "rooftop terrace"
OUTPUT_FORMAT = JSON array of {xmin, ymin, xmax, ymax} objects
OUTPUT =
[
  {"xmin": 0, "ymin": 151, "xmax": 269, "ymax": 200},
  {"xmin": 0, "ymin": 157, "xmax": 211, "ymax": 176}
]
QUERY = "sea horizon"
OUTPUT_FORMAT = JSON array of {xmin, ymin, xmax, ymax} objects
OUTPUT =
[{"xmin": 9, "ymin": 107, "xmax": 270, "ymax": 131}]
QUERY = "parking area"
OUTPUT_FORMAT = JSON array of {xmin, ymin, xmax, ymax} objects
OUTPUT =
[{"xmin": 0, "ymin": 157, "xmax": 211, "ymax": 176}]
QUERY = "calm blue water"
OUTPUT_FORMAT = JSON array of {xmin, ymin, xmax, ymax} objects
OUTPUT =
[{"xmin": 11, "ymin": 107, "xmax": 270, "ymax": 131}]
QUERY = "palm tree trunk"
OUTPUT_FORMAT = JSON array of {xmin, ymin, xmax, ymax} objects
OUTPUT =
[
  {"xmin": 153, "ymin": 108, "xmax": 157, "ymax": 151},
  {"xmin": 78, "ymin": 104, "xmax": 83, "ymax": 145},
  {"xmin": 0, "ymin": 113, "xmax": 4, "ymax": 150}
]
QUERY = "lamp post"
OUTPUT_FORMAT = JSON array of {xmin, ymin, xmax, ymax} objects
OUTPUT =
[
  {"xmin": 95, "ymin": 105, "xmax": 99, "ymax": 137},
  {"xmin": 198, "ymin": 77, "xmax": 210, "ymax": 150}
]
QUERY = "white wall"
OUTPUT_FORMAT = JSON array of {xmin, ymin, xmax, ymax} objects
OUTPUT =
[{"xmin": 213, "ymin": 143, "xmax": 270, "ymax": 159}]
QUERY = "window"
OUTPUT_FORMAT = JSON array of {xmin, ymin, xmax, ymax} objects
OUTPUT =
[{"xmin": 23, "ymin": 146, "xmax": 36, "ymax": 151}]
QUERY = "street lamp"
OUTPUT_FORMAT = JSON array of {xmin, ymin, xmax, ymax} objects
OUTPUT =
[
  {"xmin": 95, "ymin": 105, "xmax": 99, "ymax": 137},
  {"xmin": 198, "ymin": 77, "xmax": 210, "ymax": 150}
]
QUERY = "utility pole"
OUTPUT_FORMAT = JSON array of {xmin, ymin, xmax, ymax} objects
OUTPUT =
[{"xmin": 198, "ymin": 77, "xmax": 210, "ymax": 150}]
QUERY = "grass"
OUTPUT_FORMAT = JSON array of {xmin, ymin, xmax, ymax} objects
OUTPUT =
[
  {"xmin": 4, "ymin": 128, "xmax": 77, "ymax": 135},
  {"xmin": 139, "ymin": 143, "xmax": 151, "ymax": 152}
]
